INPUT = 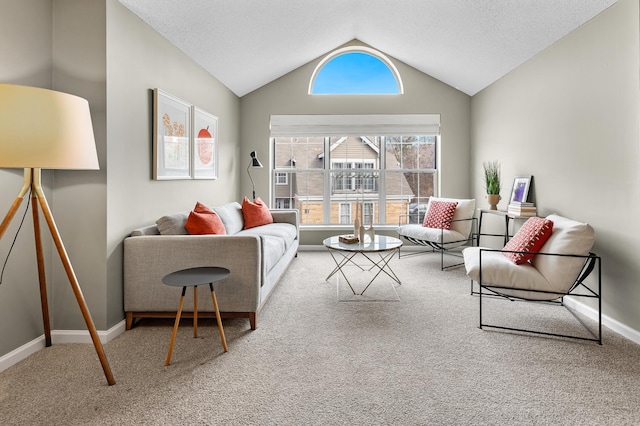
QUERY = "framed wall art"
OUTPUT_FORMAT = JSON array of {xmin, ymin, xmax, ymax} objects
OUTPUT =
[
  {"xmin": 509, "ymin": 176, "xmax": 533, "ymax": 203},
  {"xmin": 192, "ymin": 107, "xmax": 218, "ymax": 179},
  {"xmin": 153, "ymin": 89, "xmax": 191, "ymax": 180}
]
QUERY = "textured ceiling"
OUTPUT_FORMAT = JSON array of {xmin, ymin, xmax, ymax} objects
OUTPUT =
[{"xmin": 117, "ymin": 0, "xmax": 617, "ymax": 97}]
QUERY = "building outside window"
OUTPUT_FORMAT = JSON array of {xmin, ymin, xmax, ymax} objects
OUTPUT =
[
  {"xmin": 275, "ymin": 172, "xmax": 288, "ymax": 185},
  {"xmin": 271, "ymin": 118, "xmax": 438, "ymax": 227}
]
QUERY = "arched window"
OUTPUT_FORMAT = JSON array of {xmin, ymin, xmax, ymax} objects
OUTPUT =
[{"xmin": 309, "ymin": 46, "xmax": 403, "ymax": 95}]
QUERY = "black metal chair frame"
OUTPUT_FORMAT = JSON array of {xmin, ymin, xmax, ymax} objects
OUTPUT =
[
  {"xmin": 472, "ymin": 248, "xmax": 601, "ymax": 344},
  {"xmin": 398, "ymin": 217, "xmax": 477, "ymax": 271}
]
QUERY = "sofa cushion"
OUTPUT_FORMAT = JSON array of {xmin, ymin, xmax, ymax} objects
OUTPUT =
[
  {"xmin": 502, "ymin": 217, "xmax": 554, "ymax": 264},
  {"xmin": 213, "ymin": 202, "xmax": 244, "ymax": 235},
  {"xmin": 422, "ymin": 200, "xmax": 458, "ymax": 230},
  {"xmin": 156, "ymin": 212, "xmax": 188, "ymax": 235},
  {"xmin": 237, "ymin": 223, "xmax": 297, "ymax": 251},
  {"xmin": 185, "ymin": 202, "xmax": 226, "ymax": 235},
  {"xmin": 260, "ymin": 235, "xmax": 287, "ymax": 274},
  {"xmin": 242, "ymin": 197, "xmax": 274, "ymax": 229}
]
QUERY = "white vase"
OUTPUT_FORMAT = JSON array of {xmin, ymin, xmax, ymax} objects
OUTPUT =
[{"xmin": 365, "ymin": 222, "xmax": 375, "ymax": 242}]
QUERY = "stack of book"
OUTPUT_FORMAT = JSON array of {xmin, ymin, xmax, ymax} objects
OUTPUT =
[
  {"xmin": 507, "ymin": 201, "xmax": 537, "ymax": 217},
  {"xmin": 339, "ymin": 234, "xmax": 359, "ymax": 244}
]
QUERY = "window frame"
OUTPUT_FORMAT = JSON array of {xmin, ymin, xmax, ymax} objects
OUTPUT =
[
  {"xmin": 308, "ymin": 46, "xmax": 404, "ymax": 95},
  {"xmin": 271, "ymin": 134, "xmax": 439, "ymax": 228}
]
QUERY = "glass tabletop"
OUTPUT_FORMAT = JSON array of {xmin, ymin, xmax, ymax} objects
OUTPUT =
[{"xmin": 323, "ymin": 234, "xmax": 402, "ymax": 253}]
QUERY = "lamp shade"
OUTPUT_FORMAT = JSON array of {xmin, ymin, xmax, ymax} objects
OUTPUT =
[
  {"xmin": 0, "ymin": 84, "xmax": 99, "ymax": 169},
  {"xmin": 250, "ymin": 151, "xmax": 263, "ymax": 168}
]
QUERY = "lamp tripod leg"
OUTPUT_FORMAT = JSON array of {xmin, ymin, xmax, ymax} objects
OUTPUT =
[
  {"xmin": 35, "ymin": 193, "xmax": 115, "ymax": 386},
  {"xmin": 31, "ymin": 191, "xmax": 52, "ymax": 347},
  {"xmin": 0, "ymin": 198, "xmax": 25, "ymax": 239}
]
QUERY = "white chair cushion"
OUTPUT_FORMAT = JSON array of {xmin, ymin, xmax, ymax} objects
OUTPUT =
[
  {"xmin": 426, "ymin": 197, "xmax": 476, "ymax": 236},
  {"xmin": 398, "ymin": 224, "xmax": 466, "ymax": 246},
  {"xmin": 532, "ymin": 214, "xmax": 595, "ymax": 293},
  {"xmin": 463, "ymin": 214, "xmax": 595, "ymax": 300},
  {"xmin": 463, "ymin": 247, "xmax": 558, "ymax": 300}
]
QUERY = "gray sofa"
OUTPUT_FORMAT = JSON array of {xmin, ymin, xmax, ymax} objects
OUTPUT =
[{"xmin": 124, "ymin": 202, "xmax": 299, "ymax": 330}]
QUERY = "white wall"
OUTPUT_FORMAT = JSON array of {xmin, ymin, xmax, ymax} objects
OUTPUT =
[
  {"xmin": 471, "ymin": 0, "xmax": 640, "ymax": 332},
  {"xmin": 105, "ymin": 0, "xmax": 241, "ymax": 325},
  {"xmin": 0, "ymin": 0, "xmax": 56, "ymax": 356},
  {"xmin": 0, "ymin": 0, "xmax": 241, "ymax": 360},
  {"xmin": 240, "ymin": 41, "xmax": 472, "ymax": 245}
]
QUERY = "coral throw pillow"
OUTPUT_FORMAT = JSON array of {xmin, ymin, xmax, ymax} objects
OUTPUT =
[
  {"xmin": 185, "ymin": 202, "xmax": 226, "ymax": 235},
  {"xmin": 422, "ymin": 200, "xmax": 458, "ymax": 230},
  {"xmin": 242, "ymin": 197, "xmax": 273, "ymax": 229},
  {"xmin": 503, "ymin": 217, "xmax": 554, "ymax": 264}
]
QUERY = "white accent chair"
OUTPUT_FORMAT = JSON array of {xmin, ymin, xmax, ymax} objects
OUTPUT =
[
  {"xmin": 397, "ymin": 197, "xmax": 476, "ymax": 270},
  {"xmin": 462, "ymin": 214, "xmax": 601, "ymax": 344}
]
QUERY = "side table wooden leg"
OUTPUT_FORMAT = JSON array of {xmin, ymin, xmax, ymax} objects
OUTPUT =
[
  {"xmin": 193, "ymin": 285, "xmax": 198, "ymax": 338},
  {"xmin": 209, "ymin": 283, "xmax": 228, "ymax": 352},
  {"xmin": 166, "ymin": 286, "xmax": 186, "ymax": 366}
]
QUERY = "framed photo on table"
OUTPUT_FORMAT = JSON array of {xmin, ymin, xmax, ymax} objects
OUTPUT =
[
  {"xmin": 509, "ymin": 176, "xmax": 532, "ymax": 203},
  {"xmin": 153, "ymin": 89, "xmax": 191, "ymax": 180},
  {"xmin": 192, "ymin": 107, "xmax": 218, "ymax": 179}
]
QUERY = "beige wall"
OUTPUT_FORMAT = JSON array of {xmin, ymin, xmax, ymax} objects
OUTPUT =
[
  {"xmin": 0, "ymin": 0, "xmax": 241, "ymax": 359},
  {"xmin": 0, "ymin": 0, "xmax": 54, "ymax": 356},
  {"xmin": 240, "ymin": 41, "xmax": 472, "ymax": 245},
  {"xmin": 105, "ymin": 0, "xmax": 241, "ymax": 326},
  {"xmin": 471, "ymin": 0, "xmax": 640, "ymax": 331}
]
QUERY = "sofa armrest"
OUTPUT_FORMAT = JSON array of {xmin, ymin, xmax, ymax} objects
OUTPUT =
[
  {"xmin": 124, "ymin": 234, "xmax": 263, "ymax": 313},
  {"xmin": 270, "ymin": 209, "xmax": 300, "ymax": 239}
]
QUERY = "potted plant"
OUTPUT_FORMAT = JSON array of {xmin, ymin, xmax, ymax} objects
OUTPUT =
[{"xmin": 483, "ymin": 161, "xmax": 501, "ymax": 210}]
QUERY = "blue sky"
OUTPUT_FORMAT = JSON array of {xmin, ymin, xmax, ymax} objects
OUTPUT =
[{"xmin": 312, "ymin": 52, "xmax": 399, "ymax": 94}]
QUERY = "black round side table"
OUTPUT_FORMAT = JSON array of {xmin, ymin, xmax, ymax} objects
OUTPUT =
[{"xmin": 162, "ymin": 266, "xmax": 231, "ymax": 366}]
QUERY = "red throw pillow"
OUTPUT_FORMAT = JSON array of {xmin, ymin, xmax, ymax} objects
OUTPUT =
[
  {"xmin": 242, "ymin": 196, "xmax": 273, "ymax": 229},
  {"xmin": 503, "ymin": 217, "xmax": 554, "ymax": 264},
  {"xmin": 422, "ymin": 200, "xmax": 458, "ymax": 230},
  {"xmin": 185, "ymin": 202, "xmax": 226, "ymax": 235}
]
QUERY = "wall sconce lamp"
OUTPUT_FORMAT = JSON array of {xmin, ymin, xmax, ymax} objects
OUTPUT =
[
  {"xmin": 247, "ymin": 151, "xmax": 263, "ymax": 200},
  {"xmin": 0, "ymin": 84, "xmax": 115, "ymax": 385}
]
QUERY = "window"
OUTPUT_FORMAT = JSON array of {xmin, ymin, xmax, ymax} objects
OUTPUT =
[
  {"xmin": 332, "ymin": 160, "xmax": 376, "ymax": 192},
  {"xmin": 271, "ymin": 115, "xmax": 440, "ymax": 227},
  {"xmin": 275, "ymin": 198, "xmax": 290, "ymax": 209},
  {"xmin": 339, "ymin": 203, "xmax": 351, "ymax": 224},
  {"xmin": 275, "ymin": 172, "xmax": 288, "ymax": 185},
  {"xmin": 309, "ymin": 46, "xmax": 403, "ymax": 95},
  {"xmin": 363, "ymin": 202, "xmax": 374, "ymax": 226}
]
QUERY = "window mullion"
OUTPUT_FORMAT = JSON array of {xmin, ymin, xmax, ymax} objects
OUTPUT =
[
  {"xmin": 378, "ymin": 136, "xmax": 386, "ymax": 224},
  {"xmin": 323, "ymin": 136, "xmax": 331, "ymax": 224}
]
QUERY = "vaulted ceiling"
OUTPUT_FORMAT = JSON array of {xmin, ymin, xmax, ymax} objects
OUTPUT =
[{"xmin": 117, "ymin": 0, "xmax": 617, "ymax": 97}]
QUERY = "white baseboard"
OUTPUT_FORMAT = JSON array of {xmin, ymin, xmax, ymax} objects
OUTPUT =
[
  {"xmin": 564, "ymin": 297, "xmax": 640, "ymax": 345},
  {"xmin": 0, "ymin": 319, "xmax": 126, "ymax": 374},
  {"xmin": 0, "ymin": 336, "xmax": 46, "ymax": 374},
  {"xmin": 50, "ymin": 319, "xmax": 126, "ymax": 344}
]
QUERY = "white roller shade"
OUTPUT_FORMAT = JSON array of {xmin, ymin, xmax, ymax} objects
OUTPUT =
[{"xmin": 270, "ymin": 114, "xmax": 440, "ymax": 137}]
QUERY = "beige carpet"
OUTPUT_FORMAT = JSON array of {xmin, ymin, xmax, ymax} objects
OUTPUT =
[{"xmin": 1, "ymin": 251, "xmax": 639, "ymax": 425}]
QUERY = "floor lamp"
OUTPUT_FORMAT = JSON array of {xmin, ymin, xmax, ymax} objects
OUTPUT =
[
  {"xmin": 247, "ymin": 151, "xmax": 263, "ymax": 200},
  {"xmin": 0, "ymin": 84, "xmax": 115, "ymax": 386}
]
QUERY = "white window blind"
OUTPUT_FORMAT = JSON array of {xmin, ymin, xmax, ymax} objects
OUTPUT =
[{"xmin": 270, "ymin": 114, "xmax": 440, "ymax": 137}]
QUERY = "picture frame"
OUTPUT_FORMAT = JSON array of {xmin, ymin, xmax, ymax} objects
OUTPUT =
[
  {"xmin": 192, "ymin": 107, "xmax": 218, "ymax": 179},
  {"xmin": 509, "ymin": 176, "xmax": 533, "ymax": 203},
  {"xmin": 153, "ymin": 89, "xmax": 191, "ymax": 180}
]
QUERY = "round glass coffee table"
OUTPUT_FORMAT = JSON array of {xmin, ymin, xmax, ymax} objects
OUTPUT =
[{"xmin": 323, "ymin": 234, "xmax": 403, "ymax": 296}]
